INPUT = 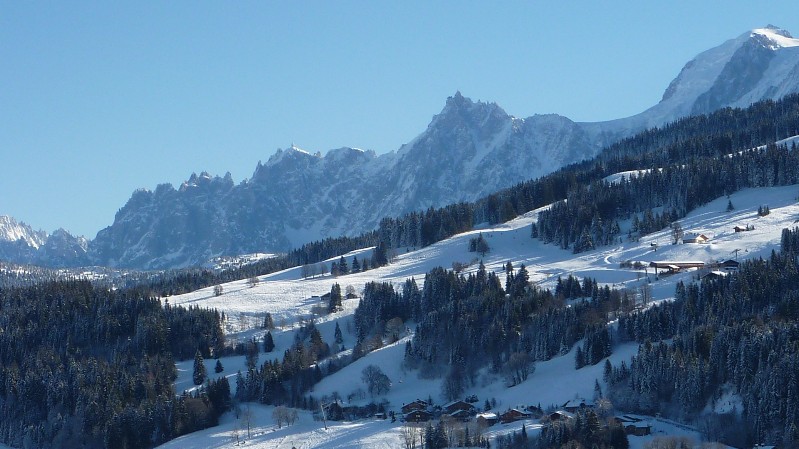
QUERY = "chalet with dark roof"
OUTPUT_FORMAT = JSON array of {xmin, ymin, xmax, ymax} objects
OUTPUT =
[
  {"xmin": 443, "ymin": 400, "xmax": 476, "ymax": 415},
  {"xmin": 562, "ymin": 398, "xmax": 594, "ymax": 413},
  {"xmin": 721, "ymin": 259, "xmax": 740, "ymax": 270},
  {"xmin": 500, "ymin": 408, "xmax": 532, "ymax": 423},
  {"xmin": 476, "ymin": 412, "xmax": 499, "ymax": 427},
  {"xmin": 401, "ymin": 399, "xmax": 430, "ymax": 415}
]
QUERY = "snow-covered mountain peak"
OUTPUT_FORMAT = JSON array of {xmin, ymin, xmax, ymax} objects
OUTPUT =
[
  {"xmin": 751, "ymin": 26, "xmax": 799, "ymax": 49},
  {"xmin": 0, "ymin": 215, "xmax": 46, "ymax": 248},
  {"xmin": 264, "ymin": 144, "xmax": 317, "ymax": 167},
  {"xmin": 325, "ymin": 146, "xmax": 373, "ymax": 159}
]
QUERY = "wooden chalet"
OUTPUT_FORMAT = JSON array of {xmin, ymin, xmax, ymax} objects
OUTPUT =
[
  {"xmin": 624, "ymin": 421, "xmax": 652, "ymax": 436},
  {"xmin": 721, "ymin": 259, "xmax": 740, "ymax": 270},
  {"xmin": 562, "ymin": 398, "xmax": 593, "ymax": 413},
  {"xmin": 401, "ymin": 399, "xmax": 430, "ymax": 415},
  {"xmin": 449, "ymin": 409, "xmax": 472, "ymax": 422},
  {"xmin": 549, "ymin": 410, "xmax": 575, "ymax": 421},
  {"xmin": 476, "ymin": 412, "xmax": 499, "ymax": 427},
  {"xmin": 614, "ymin": 415, "xmax": 651, "ymax": 436},
  {"xmin": 404, "ymin": 409, "xmax": 433, "ymax": 423},
  {"xmin": 683, "ymin": 233, "xmax": 709, "ymax": 244},
  {"xmin": 702, "ymin": 270, "xmax": 728, "ymax": 281},
  {"xmin": 500, "ymin": 408, "xmax": 532, "ymax": 423},
  {"xmin": 443, "ymin": 400, "xmax": 476, "ymax": 415}
]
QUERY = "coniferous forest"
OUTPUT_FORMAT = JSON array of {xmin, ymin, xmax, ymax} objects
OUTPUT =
[
  {"xmin": 608, "ymin": 232, "xmax": 799, "ymax": 447},
  {"xmin": 0, "ymin": 281, "xmax": 224, "ymax": 448}
]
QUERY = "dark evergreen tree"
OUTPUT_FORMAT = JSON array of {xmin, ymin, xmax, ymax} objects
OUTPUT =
[
  {"xmin": 263, "ymin": 312, "xmax": 274, "ymax": 329},
  {"xmin": 215, "ymin": 359, "xmax": 224, "ymax": 373},
  {"xmin": 329, "ymin": 283, "xmax": 343, "ymax": 312},
  {"xmin": 334, "ymin": 322, "xmax": 343, "ymax": 345},
  {"xmin": 193, "ymin": 350, "xmax": 207, "ymax": 385},
  {"xmin": 263, "ymin": 331, "xmax": 275, "ymax": 353}
]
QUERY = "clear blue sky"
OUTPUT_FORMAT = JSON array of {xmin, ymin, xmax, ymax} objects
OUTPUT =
[{"xmin": 2, "ymin": 2, "xmax": 798, "ymax": 238}]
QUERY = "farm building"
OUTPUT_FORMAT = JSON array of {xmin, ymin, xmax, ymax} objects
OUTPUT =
[
  {"xmin": 476, "ymin": 412, "xmax": 499, "ymax": 427},
  {"xmin": 683, "ymin": 233, "xmax": 709, "ymax": 243},
  {"xmin": 500, "ymin": 408, "xmax": 533, "ymax": 423},
  {"xmin": 649, "ymin": 261, "xmax": 705, "ymax": 274}
]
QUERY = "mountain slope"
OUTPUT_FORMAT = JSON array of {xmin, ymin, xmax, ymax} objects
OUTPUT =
[
  {"xmin": 5, "ymin": 26, "xmax": 799, "ymax": 269},
  {"xmin": 160, "ymin": 181, "xmax": 796, "ymax": 449},
  {"xmin": 0, "ymin": 216, "xmax": 88, "ymax": 267},
  {"xmin": 586, "ymin": 25, "xmax": 799, "ymax": 137}
]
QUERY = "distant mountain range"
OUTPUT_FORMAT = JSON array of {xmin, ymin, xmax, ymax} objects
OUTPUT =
[{"xmin": 3, "ymin": 26, "xmax": 799, "ymax": 269}]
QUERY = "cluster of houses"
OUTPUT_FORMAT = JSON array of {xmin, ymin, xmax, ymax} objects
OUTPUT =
[
  {"xmin": 648, "ymin": 258, "xmax": 739, "ymax": 278},
  {"xmin": 399, "ymin": 398, "xmax": 652, "ymax": 437}
]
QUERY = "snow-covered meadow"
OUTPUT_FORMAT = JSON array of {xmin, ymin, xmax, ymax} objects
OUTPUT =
[{"xmin": 161, "ymin": 183, "xmax": 799, "ymax": 448}]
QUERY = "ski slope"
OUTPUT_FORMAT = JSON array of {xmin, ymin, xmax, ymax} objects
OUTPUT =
[{"xmin": 162, "ymin": 183, "xmax": 799, "ymax": 448}]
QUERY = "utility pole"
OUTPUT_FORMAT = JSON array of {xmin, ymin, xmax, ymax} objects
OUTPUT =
[{"xmin": 319, "ymin": 401, "xmax": 328, "ymax": 430}]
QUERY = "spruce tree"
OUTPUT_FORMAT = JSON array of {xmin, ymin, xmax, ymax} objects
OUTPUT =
[
  {"xmin": 334, "ymin": 322, "xmax": 343, "ymax": 345},
  {"xmin": 263, "ymin": 331, "xmax": 275, "ymax": 353},
  {"xmin": 215, "ymin": 359, "xmax": 224, "ymax": 373},
  {"xmin": 329, "ymin": 283, "xmax": 342, "ymax": 313},
  {"xmin": 193, "ymin": 350, "xmax": 207, "ymax": 385},
  {"xmin": 262, "ymin": 312, "xmax": 274, "ymax": 330}
]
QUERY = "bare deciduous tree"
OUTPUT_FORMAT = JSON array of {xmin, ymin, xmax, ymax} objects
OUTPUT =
[
  {"xmin": 272, "ymin": 405, "xmax": 298, "ymax": 429},
  {"xmin": 401, "ymin": 423, "xmax": 421, "ymax": 449},
  {"xmin": 361, "ymin": 365, "xmax": 391, "ymax": 396}
]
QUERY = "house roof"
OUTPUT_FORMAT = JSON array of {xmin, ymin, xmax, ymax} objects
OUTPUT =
[
  {"xmin": 443, "ymin": 400, "xmax": 473, "ymax": 408},
  {"xmin": 503, "ymin": 408, "xmax": 531, "ymax": 415},
  {"xmin": 649, "ymin": 261, "xmax": 705, "ymax": 268},
  {"xmin": 625, "ymin": 421, "xmax": 651, "ymax": 428},
  {"xmin": 563, "ymin": 398, "xmax": 593, "ymax": 408}
]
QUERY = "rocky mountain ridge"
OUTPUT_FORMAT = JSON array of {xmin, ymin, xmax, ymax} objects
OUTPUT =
[{"xmin": 4, "ymin": 26, "xmax": 799, "ymax": 269}]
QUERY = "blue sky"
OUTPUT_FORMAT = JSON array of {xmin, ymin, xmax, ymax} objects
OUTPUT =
[{"xmin": 2, "ymin": 2, "xmax": 798, "ymax": 238}]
